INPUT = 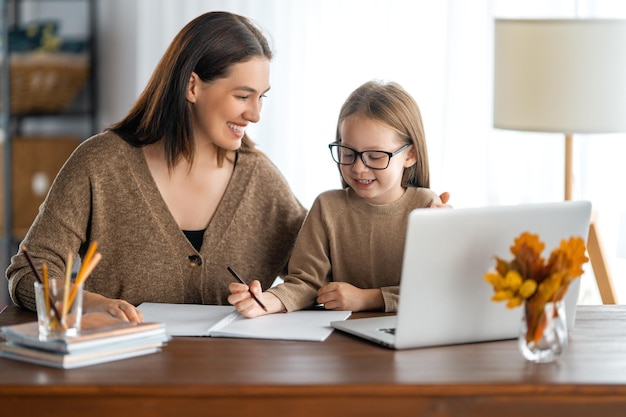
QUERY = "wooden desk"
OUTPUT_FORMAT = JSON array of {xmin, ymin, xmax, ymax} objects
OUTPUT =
[{"xmin": 1, "ymin": 304, "xmax": 626, "ymax": 417}]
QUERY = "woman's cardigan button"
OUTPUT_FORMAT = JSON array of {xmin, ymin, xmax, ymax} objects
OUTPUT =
[{"xmin": 188, "ymin": 255, "xmax": 202, "ymax": 268}]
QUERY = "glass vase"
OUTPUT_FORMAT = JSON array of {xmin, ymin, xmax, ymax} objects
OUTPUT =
[{"xmin": 518, "ymin": 300, "xmax": 568, "ymax": 363}]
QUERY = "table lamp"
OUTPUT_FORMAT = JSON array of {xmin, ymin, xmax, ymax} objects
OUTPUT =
[{"xmin": 493, "ymin": 18, "xmax": 626, "ymax": 304}]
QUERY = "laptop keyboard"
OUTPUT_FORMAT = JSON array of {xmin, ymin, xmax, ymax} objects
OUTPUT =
[{"xmin": 379, "ymin": 327, "xmax": 396, "ymax": 335}]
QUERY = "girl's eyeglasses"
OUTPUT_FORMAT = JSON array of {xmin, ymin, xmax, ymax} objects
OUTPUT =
[{"xmin": 328, "ymin": 143, "xmax": 410, "ymax": 170}]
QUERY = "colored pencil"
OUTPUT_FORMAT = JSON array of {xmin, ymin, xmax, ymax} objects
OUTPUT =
[
  {"xmin": 60, "ymin": 252, "xmax": 74, "ymax": 329},
  {"xmin": 42, "ymin": 263, "xmax": 50, "ymax": 322},
  {"xmin": 66, "ymin": 242, "xmax": 101, "ymax": 308}
]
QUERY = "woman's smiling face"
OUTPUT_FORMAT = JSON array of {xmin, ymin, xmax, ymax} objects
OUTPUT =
[{"xmin": 186, "ymin": 57, "xmax": 270, "ymax": 151}]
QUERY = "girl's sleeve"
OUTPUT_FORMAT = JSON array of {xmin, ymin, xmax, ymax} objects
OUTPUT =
[
  {"xmin": 381, "ymin": 286, "xmax": 399, "ymax": 312},
  {"xmin": 267, "ymin": 197, "xmax": 330, "ymax": 312}
]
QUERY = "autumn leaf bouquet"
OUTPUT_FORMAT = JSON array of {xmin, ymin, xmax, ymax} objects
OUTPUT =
[{"xmin": 484, "ymin": 232, "xmax": 588, "ymax": 347}]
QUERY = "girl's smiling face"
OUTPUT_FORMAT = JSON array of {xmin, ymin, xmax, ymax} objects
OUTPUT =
[{"xmin": 338, "ymin": 115, "xmax": 417, "ymax": 205}]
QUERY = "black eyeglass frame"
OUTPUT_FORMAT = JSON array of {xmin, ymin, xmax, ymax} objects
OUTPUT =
[{"xmin": 328, "ymin": 142, "xmax": 411, "ymax": 170}]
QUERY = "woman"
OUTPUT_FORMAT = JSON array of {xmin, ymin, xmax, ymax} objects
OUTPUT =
[{"xmin": 6, "ymin": 11, "xmax": 307, "ymax": 322}]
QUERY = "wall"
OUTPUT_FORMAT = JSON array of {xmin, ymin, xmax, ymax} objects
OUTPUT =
[{"xmin": 96, "ymin": 0, "xmax": 139, "ymax": 129}]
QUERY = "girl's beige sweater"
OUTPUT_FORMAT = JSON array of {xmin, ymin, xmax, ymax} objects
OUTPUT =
[{"xmin": 268, "ymin": 187, "xmax": 440, "ymax": 313}]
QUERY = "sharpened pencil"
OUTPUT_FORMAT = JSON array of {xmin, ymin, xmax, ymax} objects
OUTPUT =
[
  {"xmin": 60, "ymin": 252, "xmax": 74, "ymax": 329},
  {"xmin": 67, "ymin": 242, "xmax": 101, "ymax": 308},
  {"xmin": 42, "ymin": 263, "xmax": 50, "ymax": 322}
]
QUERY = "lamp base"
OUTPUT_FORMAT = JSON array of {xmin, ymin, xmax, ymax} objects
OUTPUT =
[
  {"xmin": 563, "ymin": 133, "xmax": 616, "ymax": 304},
  {"xmin": 588, "ymin": 221, "xmax": 617, "ymax": 304}
]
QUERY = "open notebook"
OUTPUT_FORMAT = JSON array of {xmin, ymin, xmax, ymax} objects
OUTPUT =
[
  {"xmin": 138, "ymin": 303, "xmax": 351, "ymax": 342},
  {"xmin": 331, "ymin": 201, "xmax": 592, "ymax": 349}
]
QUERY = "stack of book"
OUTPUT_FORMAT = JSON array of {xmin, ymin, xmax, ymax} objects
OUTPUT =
[{"xmin": 0, "ymin": 313, "xmax": 169, "ymax": 369}]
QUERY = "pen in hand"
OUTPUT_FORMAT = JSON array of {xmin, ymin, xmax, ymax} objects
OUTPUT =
[{"xmin": 227, "ymin": 266, "xmax": 268, "ymax": 312}]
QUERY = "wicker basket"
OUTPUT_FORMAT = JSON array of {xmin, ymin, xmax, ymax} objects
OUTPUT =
[{"xmin": 1, "ymin": 52, "xmax": 89, "ymax": 114}]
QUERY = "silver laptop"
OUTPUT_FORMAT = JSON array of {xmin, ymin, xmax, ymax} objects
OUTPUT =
[{"xmin": 331, "ymin": 200, "xmax": 592, "ymax": 349}]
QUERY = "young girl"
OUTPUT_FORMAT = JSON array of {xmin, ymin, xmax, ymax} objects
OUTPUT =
[{"xmin": 228, "ymin": 80, "xmax": 443, "ymax": 316}]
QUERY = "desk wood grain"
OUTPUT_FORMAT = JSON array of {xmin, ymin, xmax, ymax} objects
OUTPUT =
[{"xmin": 2, "ymin": 305, "xmax": 626, "ymax": 417}]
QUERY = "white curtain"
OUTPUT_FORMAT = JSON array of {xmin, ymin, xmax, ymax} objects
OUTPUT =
[{"xmin": 108, "ymin": 0, "xmax": 626, "ymax": 303}]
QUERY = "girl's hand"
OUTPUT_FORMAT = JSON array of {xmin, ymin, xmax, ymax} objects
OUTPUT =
[
  {"xmin": 82, "ymin": 291, "xmax": 144, "ymax": 322},
  {"xmin": 317, "ymin": 282, "xmax": 384, "ymax": 312},
  {"xmin": 430, "ymin": 191, "xmax": 452, "ymax": 208},
  {"xmin": 227, "ymin": 280, "xmax": 284, "ymax": 318}
]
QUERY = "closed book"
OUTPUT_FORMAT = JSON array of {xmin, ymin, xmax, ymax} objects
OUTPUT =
[
  {"xmin": 0, "ymin": 339, "xmax": 163, "ymax": 369},
  {"xmin": 0, "ymin": 313, "xmax": 169, "ymax": 354}
]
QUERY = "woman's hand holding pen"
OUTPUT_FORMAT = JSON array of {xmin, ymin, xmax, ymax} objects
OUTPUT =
[
  {"xmin": 82, "ymin": 291, "xmax": 144, "ymax": 323},
  {"xmin": 228, "ymin": 280, "xmax": 285, "ymax": 318}
]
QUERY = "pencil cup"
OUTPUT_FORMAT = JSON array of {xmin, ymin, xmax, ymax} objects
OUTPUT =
[{"xmin": 34, "ymin": 280, "xmax": 83, "ymax": 339}]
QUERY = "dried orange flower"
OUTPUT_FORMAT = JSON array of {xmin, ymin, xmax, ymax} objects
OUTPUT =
[{"xmin": 484, "ymin": 232, "xmax": 589, "ymax": 344}]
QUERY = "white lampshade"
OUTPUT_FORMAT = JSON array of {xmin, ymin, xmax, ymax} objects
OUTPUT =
[{"xmin": 493, "ymin": 19, "xmax": 626, "ymax": 134}]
